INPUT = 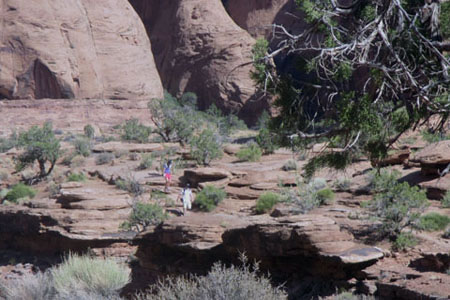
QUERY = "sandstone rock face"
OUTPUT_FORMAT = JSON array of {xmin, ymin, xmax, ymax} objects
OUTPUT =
[
  {"xmin": 129, "ymin": 0, "xmax": 269, "ymax": 124},
  {"xmin": 412, "ymin": 140, "xmax": 450, "ymax": 175},
  {"xmin": 0, "ymin": 0, "xmax": 163, "ymax": 100},
  {"xmin": 223, "ymin": 0, "xmax": 307, "ymax": 45}
]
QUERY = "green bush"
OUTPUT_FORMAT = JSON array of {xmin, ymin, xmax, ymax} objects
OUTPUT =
[
  {"xmin": 282, "ymin": 159, "xmax": 297, "ymax": 171},
  {"xmin": 236, "ymin": 143, "xmax": 262, "ymax": 162},
  {"xmin": 367, "ymin": 168, "xmax": 401, "ymax": 193},
  {"xmin": 316, "ymin": 188, "xmax": 335, "ymax": 205},
  {"xmin": 417, "ymin": 213, "xmax": 450, "ymax": 231},
  {"xmin": 120, "ymin": 202, "xmax": 168, "ymax": 232},
  {"xmin": 52, "ymin": 253, "xmax": 130, "ymax": 297},
  {"xmin": 0, "ymin": 271, "xmax": 56, "ymax": 300},
  {"xmin": 137, "ymin": 256, "xmax": 286, "ymax": 300},
  {"xmin": 0, "ymin": 132, "xmax": 18, "ymax": 153},
  {"xmin": 115, "ymin": 177, "xmax": 143, "ymax": 197},
  {"xmin": 334, "ymin": 178, "xmax": 351, "ymax": 190},
  {"xmin": 16, "ymin": 122, "xmax": 60, "ymax": 179},
  {"xmin": 442, "ymin": 191, "xmax": 450, "ymax": 208},
  {"xmin": 392, "ymin": 232, "xmax": 418, "ymax": 251},
  {"xmin": 190, "ymin": 129, "xmax": 223, "ymax": 166},
  {"xmin": 95, "ymin": 153, "xmax": 114, "ymax": 165},
  {"xmin": 5, "ymin": 183, "xmax": 36, "ymax": 203},
  {"xmin": 195, "ymin": 185, "xmax": 226, "ymax": 212},
  {"xmin": 421, "ymin": 130, "xmax": 449, "ymax": 143},
  {"xmin": 255, "ymin": 192, "xmax": 280, "ymax": 214},
  {"xmin": 73, "ymin": 137, "xmax": 91, "ymax": 157},
  {"xmin": 256, "ymin": 128, "xmax": 278, "ymax": 154},
  {"xmin": 121, "ymin": 119, "xmax": 150, "ymax": 143},
  {"xmin": 67, "ymin": 173, "xmax": 87, "ymax": 182},
  {"xmin": 365, "ymin": 171, "xmax": 429, "ymax": 238},
  {"xmin": 83, "ymin": 124, "xmax": 95, "ymax": 139},
  {"xmin": 138, "ymin": 154, "xmax": 154, "ymax": 170}
]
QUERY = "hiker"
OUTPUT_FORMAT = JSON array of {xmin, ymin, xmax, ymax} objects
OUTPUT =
[
  {"xmin": 178, "ymin": 184, "xmax": 194, "ymax": 215},
  {"xmin": 163, "ymin": 160, "xmax": 172, "ymax": 193}
]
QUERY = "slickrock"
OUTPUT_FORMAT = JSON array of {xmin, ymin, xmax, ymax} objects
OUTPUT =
[
  {"xmin": 412, "ymin": 140, "xmax": 450, "ymax": 175},
  {"xmin": 129, "ymin": 0, "xmax": 269, "ymax": 124},
  {"xmin": 0, "ymin": 0, "xmax": 163, "ymax": 100},
  {"xmin": 183, "ymin": 168, "xmax": 232, "ymax": 187},
  {"xmin": 92, "ymin": 142, "xmax": 165, "ymax": 153}
]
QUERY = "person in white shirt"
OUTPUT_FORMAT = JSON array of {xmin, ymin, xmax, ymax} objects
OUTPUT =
[{"xmin": 178, "ymin": 184, "xmax": 194, "ymax": 215}]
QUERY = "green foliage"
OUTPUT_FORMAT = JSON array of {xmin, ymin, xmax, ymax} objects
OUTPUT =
[
  {"xmin": 316, "ymin": 188, "xmax": 335, "ymax": 204},
  {"xmin": 296, "ymin": 0, "xmax": 324, "ymax": 23},
  {"xmin": 16, "ymin": 122, "xmax": 60, "ymax": 178},
  {"xmin": 138, "ymin": 154, "xmax": 154, "ymax": 170},
  {"xmin": 282, "ymin": 159, "xmax": 298, "ymax": 171},
  {"xmin": 204, "ymin": 104, "xmax": 247, "ymax": 137},
  {"xmin": 137, "ymin": 256, "xmax": 286, "ymax": 300},
  {"xmin": 392, "ymin": 232, "xmax": 418, "ymax": 251},
  {"xmin": 236, "ymin": 143, "xmax": 262, "ymax": 162},
  {"xmin": 115, "ymin": 177, "xmax": 143, "ymax": 197},
  {"xmin": 441, "ymin": 1, "xmax": 450, "ymax": 39},
  {"xmin": 256, "ymin": 128, "xmax": 278, "ymax": 154},
  {"xmin": 442, "ymin": 191, "xmax": 450, "ymax": 208},
  {"xmin": 189, "ymin": 129, "xmax": 223, "ymax": 166},
  {"xmin": 73, "ymin": 137, "xmax": 91, "ymax": 157},
  {"xmin": 121, "ymin": 119, "xmax": 150, "ymax": 143},
  {"xmin": 334, "ymin": 178, "xmax": 351, "ymax": 190},
  {"xmin": 303, "ymin": 152, "xmax": 351, "ymax": 179},
  {"xmin": 367, "ymin": 169, "xmax": 402, "ymax": 193},
  {"xmin": 251, "ymin": 38, "xmax": 270, "ymax": 87},
  {"xmin": 195, "ymin": 185, "xmax": 226, "ymax": 212},
  {"xmin": 421, "ymin": 129, "xmax": 450, "ymax": 143},
  {"xmin": 5, "ymin": 183, "xmax": 36, "ymax": 203},
  {"xmin": 120, "ymin": 202, "xmax": 168, "ymax": 232},
  {"xmin": 417, "ymin": 213, "xmax": 450, "ymax": 231},
  {"xmin": 83, "ymin": 124, "xmax": 95, "ymax": 139},
  {"xmin": 255, "ymin": 192, "xmax": 280, "ymax": 214},
  {"xmin": 95, "ymin": 153, "xmax": 114, "ymax": 165},
  {"xmin": 67, "ymin": 173, "xmax": 87, "ymax": 182},
  {"xmin": 0, "ymin": 132, "xmax": 18, "ymax": 153},
  {"xmin": 51, "ymin": 253, "xmax": 130, "ymax": 297},
  {"xmin": 365, "ymin": 170, "xmax": 428, "ymax": 238},
  {"xmin": 280, "ymin": 178, "xmax": 331, "ymax": 213}
]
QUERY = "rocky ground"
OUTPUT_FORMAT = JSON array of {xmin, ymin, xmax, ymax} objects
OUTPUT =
[{"xmin": 0, "ymin": 101, "xmax": 449, "ymax": 299}]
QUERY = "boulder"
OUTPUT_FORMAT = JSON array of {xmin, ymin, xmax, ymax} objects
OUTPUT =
[
  {"xmin": 129, "ymin": 0, "xmax": 270, "ymax": 124},
  {"xmin": 0, "ymin": 0, "xmax": 163, "ymax": 100},
  {"xmin": 412, "ymin": 140, "xmax": 450, "ymax": 175},
  {"xmin": 183, "ymin": 168, "xmax": 232, "ymax": 187},
  {"xmin": 378, "ymin": 148, "xmax": 411, "ymax": 167}
]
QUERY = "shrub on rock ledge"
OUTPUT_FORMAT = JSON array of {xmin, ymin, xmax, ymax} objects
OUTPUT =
[
  {"xmin": 121, "ymin": 202, "xmax": 168, "ymax": 232},
  {"xmin": 195, "ymin": 185, "xmax": 226, "ymax": 212},
  {"xmin": 255, "ymin": 192, "xmax": 280, "ymax": 214},
  {"xmin": 5, "ymin": 183, "xmax": 36, "ymax": 203}
]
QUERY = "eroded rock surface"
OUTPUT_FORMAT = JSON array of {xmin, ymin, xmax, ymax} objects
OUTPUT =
[
  {"xmin": 0, "ymin": 0, "xmax": 163, "ymax": 100},
  {"xmin": 412, "ymin": 140, "xmax": 450, "ymax": 175},
  {"xmin": 129, "ymin": 0, "xmax": 269, "ymax": 124}
]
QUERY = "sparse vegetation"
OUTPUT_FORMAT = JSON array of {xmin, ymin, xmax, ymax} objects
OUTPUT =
[
  {"xmin": 421, "ymin": 130, "xmax": 450, "ymax": 144},
  {"xmin": 120, "ymin": 202, "xmax": 168, "ymax": 232},
  {"xmin": 67, "ymin": 172, "xmax": 87, "ymax": 182},
  {"xmin": 15, "ymin": 122, "xmax": 61, "ymax": 179},
  {"xmin": 0, "ymin": 132, "xmax": 18, "ymax": 153},
  {"xmin": 280, "ymin": 178, "xmax": 332, "ymax": 213},
  {"xmin": 83, "ymin": 124, "xmax": 95, "ymax": 139},
  {"xmin": 417, "ymin": 213, "xmax": 450, "ymax": 232},
  {"xmin": 255, "ymin": 192, "xmax": 280, "ymax": 214},
  {"xmin": 73, "ymin": 137, "xmax": 91, "ymax": 157},
  {"xmin": 256, "ymin": 127, "xmax": 278, "ymax": 154},
  {"xmin": 442, "ymin": 191, "xmax": 450, "ymax": 208},
  {"xmin": 316, "ymin": 188, "xmax": 335, "ymax": 205},
  {"xmin": 138, "ymin": 154, "xmax": 154, "ymax": 170},
  {"xmin": 236, "ymin": 143, "xmax": 262, "ymax": 162},
  {"xmin": 282, "ymin": 159, "xmax": 297, "ymax": 171},
  {"xmin": 392, "ymin": 232, "xmax": 418, "ymax": 251},
  {"xmin": 189, "ymin": 129, "xmax": 223, "ymax": 166},
  {"xmin": 5, "ymin": 183, "xmax": 36, "ymax": 203},
  {"xmin": 115, "ymin": 177, "xmax": 143, "ymax": 197},
  {"xmin": 136, "ymin": 255, "xmax": 286, "ymax": 300},
  {"xmin": 334, "ymin": 178, "xmax": 351, "ymax": 191},
  {"xmin": 95, "ymin": 153, "xmax": 114, "ymax": 165},
  {"xmin": 121, "ymin": 119, "xmax": 150, "ymax": 143},
  {"xmin": 195, "ymin": 185, "xmax": 226, "ymax": 212}
]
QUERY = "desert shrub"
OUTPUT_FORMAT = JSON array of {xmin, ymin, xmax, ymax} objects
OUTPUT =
[
  {"xmin": 0, "ymin": 132, "xmax": 18, "ymax": 153},
  {"xmin": 236, "ymin": 143, "xmax": 262, "ymax": 162},
  {"xmin": 120, "ymin": 202, "xmax": 168, "ymax": 232},
  {"xmin": 138, "ymin": 154, "xmax": 154, "ymax": 170},
  {"xmin": 417, "ymin": 213, "xmax": 450, "ymax": 231},
  {"xmin": 190, "ymin": 129, "xmax": 223, "ymax": 166},
  {"xmin": 52, "ymin": 253, "xmax": 129, "ymax": 297},
  {"xmin": 67, "ymin": 173, "xmax": 87, "ymax": 182},
  {"xmin": 204, "ymin": 104, "xmax": 247, "ymax": 137},
  {"xmin": 195, "ymin": 185, "xmax": 226, "ymax": 212},
  {"xmin": 0, "ymin": 271, "xmax": 56, "ymax": 300},
  {"xmin": 256, "ymin": 128, "xmax": 278, "ymax": 154},
  {"xmin": 316, "ymin": 188, "xmax": 335, "ymax": 205},
  {"xmin": 392, "ymin": 232, "xmax": 418, "ymax": 251},
  {"xmin": 5, "ymin": 183, "xmax": 36, "ymax": 203},
  {"xmin": 137, "ymin": 256, "xmax": 286, "ymax": 300},
  {"xmin": 73, "ymin": 137, "xmax": 91, "ymax": 157},
  {"xmin": 115, "ymin": 177, "xmax": 143, "ymax": 197},
  {"xmin": 113, "ymin": 149, "xmax": 129, "ymax": 159},
  {"xmin": 367, "ymin": 168, "xmax": 401, "ymax": 193},
  {"xmin": 282, "ymin": 159, "xmax": 297, "ymax": 171},
  {"xmin": 15, "ymin": 122, "xmax": 60, "ymax": 179},
  {"xmin": 334, "ymin": 178, "xmax": 351, "ymax": 190},
  {"xmin": 95, "ymin": 153, "xmax": 114, "ymax": 165},
  {"xmin": 443, "ymin": 227, "xmax": 450, "ymax": 239},
  {"xmin": 71, "ymin": 155, "xmax": 86, "ymax": 168},
  {"xmin": 47, "ymin": 182, "xmax": 61, "ymax": 198},
  {"xmin": 421, "ymin": 130, "xmax": 450, "ymax": 143},
  {"xmin": 83, "ymin": 124, "xmax": 95, "ymax": 139},
  {"xmin": 364, "ymin": 171, "xmax": 429, "ymax": 238},
  {"xmin": 255, "ymin": 192, "xmax": 280, "ymax": 214},
  {"xmin": 0, "ymin": 171, "xmax": 9, "ymax": 181},
  {"xmin": 442, "ymin": 191, "xmax": 450, "ymax": 208},
  {"xmin": 121, "ymin": 119, "xmax": 150, "ymax": 143}
]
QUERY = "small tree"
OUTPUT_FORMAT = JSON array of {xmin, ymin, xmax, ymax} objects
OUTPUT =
[
  {"xmin": 83, "ymin": 124, "xmax": 95, "ymax": 139},
  {"xmin": 190, "ymin": 129, "xmax": 223, "ymax": 166},
  {"xmin": 120, "ymin": 202, "xmax": 168, "ymax": 232},
  {"xmin": 195, "ymin": 185, "xmax": 227, "ymax": 212},
  {"xmin": 121, "ymin": 119, "xmax": 150, "ymax": 143},
  {"xmin": 16, "ymin": 122, "xmax": 60, "ymax": 180}
]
